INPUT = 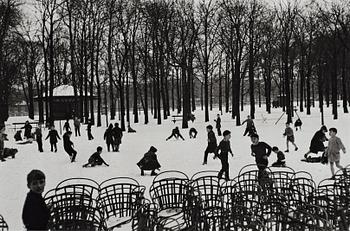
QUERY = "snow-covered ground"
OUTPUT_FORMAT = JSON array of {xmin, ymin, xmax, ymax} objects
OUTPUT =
[{"xmin": 1, "ymin": 103, "xmax": 350, "ymax": 230}]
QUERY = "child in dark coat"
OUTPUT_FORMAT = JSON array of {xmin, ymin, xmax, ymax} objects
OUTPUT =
[
  {"xmin": 242, "ymin": 115, "xmax": 256, "ymax": 136},
  {"xmin": 21, "ymin": 121, "xmax": 33, "ymax": 139},
  {"xmin": 216, "ymin": 130, "xmax": 233, "ymax": 181},
  {"xmin": 166, "ymin": 127, "xmax": 185, "ymax": 141},
  {"xmin": 104, "ymin": 124, "xmax": 115, "ymax": 152},
  {"xmin": 112, "ymin": 123, "xmax": 123, "ymax": 152},
  {"xmin": 63, "ymin": 131, "xmax": 77, "ymax": 162},
  {"xmin": 87, "ymin": 120, "xmax": 94, "ymax": 140},
  {"xmin": 63, "ymin": 119, "xmax": 71, "ymax": 132},
  {"xmin": 34, "ymin": 123, "xmax": 43, "ymax": 152},
  {"xmin": 14, "ymin": 130, "xmax": 23, "ymax": 141},
  {"xmin": 82, "ymin": 146, "xmax": 109, "ymax": 167},
  {"xmin": 203, "ymin": 125, "xmax": 217, "ymax": 165},
  {"xmin": 294, "ymin": 118, "xmax": 302, "ymax": 131},
  {"xmin": 250, "ymin": 133, "xmax": 272, "ymax": 182},
  {"xmin": 214, "ymin": 114, "xmax": 222, "ymax": 136},
  {"xmin": 22, "ymin": 169, "xmax": 50, "ymax": 230},
  {"xmin": 137, "ymin": 146, "xmax": 161, "ymax": 176},
  {"xmin": 45, "ymin": 126, "xmax": 60, "ymax": 152},
  {"xmin": 271, "ymin": 146, "xmax": 286, "ymax": 167}
]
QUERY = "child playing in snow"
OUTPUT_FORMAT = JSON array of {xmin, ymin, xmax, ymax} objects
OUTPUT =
[
  {"xmin": 216, "ymin": 130, "xmax": 233, "ymax": 181},
  {"xmin": 294, "ymin": 118, "xmax": 302, "ymax": 131},
  {"xmin": 250, "ymin": 133, "xmax": 272, "ymax": 182},
  {"xmin": 326, "ymin": 128, "xmax": 346, "ymax": 178},
  {"xmin": 214, "ymin": 114, "xmax": 222, "ymax": 136},
  {"xmin": 189, "ymin": 127, "xmax": 198, "ymax": 139},
  {"xmin": 283, "ymin": 122, "xmax": 298, "ymax": 152},
  {"xmin": 14, "ymin": 130, "xmax": 23, "ymax": 141},
  {"xmin": 203, "ymin": 125, "xmax": 217, "ymax": 165},
  {"xmin": 166, "ymin": 127, "xmax": 185, "ymax": 141},
  {"xmin": 87, "ymin": 120, "xmax": 94, "ymax": 140},
  {"xmin": 271, "ymin": 146, "xmax": 286, "ymax": 167},
  {"xmin": 137, "ymin": 146, "xmax": 161, "ymax": 176},
  {"xmin": 304, "ymin": 125, "xmax": 328, "ymax": 159},
  {"xmin": 83, "ymin": 146, "xmax": 109, "ymax": 167},
  {"xmin": 22, "ymin": 169, "xmax": 50, "ymax": 230},
  {"xmin": 63, "ymin": 119, "xmax": 71, "ymax": 132},
  {"xmin": 45, "ymin": 125, "xmax": 60, "ymax": 152},
  {"xmin": 242, "ymin": 115, "xmax": 256, "ymax": 136},
  {"xmin": 63, "ymin": 131, "xmax": 77, "ymax": 162}
]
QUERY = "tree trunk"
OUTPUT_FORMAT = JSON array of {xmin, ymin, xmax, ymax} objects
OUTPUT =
[{"xmin": 342, "ymin": 50, "xmax": 348, "ymax": 113}]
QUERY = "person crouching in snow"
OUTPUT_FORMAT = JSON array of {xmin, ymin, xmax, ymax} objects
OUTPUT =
[
  {"xmin": 166, "ymin": 127, "xmax": 185, "ymax": 141},
  {"xmin": 137, "ymin": 146, "xmax": 161, "ymax": 176},
  {"xmin": 83, "ymin": 146, "xmax": 109, "ymax": 167},
  {"xmin": 271, "ymin": 146, "xmax": 286, "ymax": 167}
]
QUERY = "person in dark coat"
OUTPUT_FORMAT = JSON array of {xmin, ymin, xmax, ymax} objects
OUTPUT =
[
  {"xmin": 104, "ymin": 124, "xmax": 115, "ymax": 152},
  {"xmin": 217, "ymin": 130, "xmax": 233, "ymax": 181},
  {"xmin": 34, "ymin": 123, "xmax": 43, "ymax": 152},
  {"xmin": 250, "ymin": 133, "xmax": 272, "ymax": 182},
  {"xmin": 271, "ymin": 146, "xmax": 286, "ymax": 167},
  {"xmin": 74, "ymin": 117, "xmax": 81, "ymax": 137},
  {"xmin": 63, "ymin": 119, "xmax": 71, "ymax": 132},
  {"xmin": 242, "ymin": 115, "xmax": 256, "ymax": 136},
  {"xmin": 112, "ymin": 123, "xmax": 123, "ymax": 152},
  {"xmin": 304, "ymin": 125, "xmax": 328, "ymax": 159},
  {"xmin": 137, "ymin": 146, "xmax": 161, "ymax": 176},
  {"xmin": 294, "ymin": 118, "xmax": 302, "ymax": 131},
  {"xmin": 45, "ymin": 126, "xmax": 60, "ymax": 152},
  {"xmin": 63, "ymin": 131, "xmax": 77, "ymax": 162},
  {"xmin": 166, "ymin": 127, "xmax": 185, "ymax": 141},
  {"xmin": 82, "ymin": 146, "xmax": 109, "ymax": 167},
  {"xmin": 14, "ymin": 130, "xmax": 23, "ymax": 141},
  {"xmin": 21, "ymin": 121, "xmax": 32, "ymax": 139},
  {"xmin": 189, "ymin": 127, "xmax": 198, "ymax": 139},
  {"xmin": 203, "ymin": 125, "xmax": 217, "ymax": 165},
  {"xmin": 214, "ymin": 114, "xmax": 222, "ymax": 136},
  {"xmin": 87, "ymin": 120, "xmax": 94, "ymax": 140},
  {"xmin": 22, "ymin": 169, "xmax": 50, "ymax": 231}
]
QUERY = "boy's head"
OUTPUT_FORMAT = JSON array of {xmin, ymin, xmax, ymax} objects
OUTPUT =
[
  {"xmin": 223, "ymin": 130, "xmax": 231, "ymax": 139},
  {"xmin": 27, "ymin": 169, "xmax": 46, "ymax": 194},
  {"xmin": 272, "ymin": 146, "xmax": 279, "ymax": 153},
  {"xmin": 250, "ymin": 133, "xmax": 259, "ymax": 144},
  {"xmin": 97, "ymin": 146, "xmax": 103, "ymax": 153},
  {"xmin": 247, "ymin": 115, "xmax": 251, "ymax": 119},
  {"xmin": 329, "ymin": 128, "xmax": 337, "ymax": 137},
  {"xmin": 217, "ymin": 114, "xmax": 220, "ymax": 117},
  {"xmin": 115, "ymin": 123, "xmax": 119, "ymax": 127},
  {"xmin": 206, "ymin": 125, "xmax": 213, "ymax": 132},
  {"xmin": 285, "ymin": 122, "xmax": 290, "ymax": 127},
  {"xmin": 321, "ymin": 125, "xmax": 328, "ymax": 133},
  {"xmin": 66, "ymin": 131, "xmax": 72, "ymax": 136}
]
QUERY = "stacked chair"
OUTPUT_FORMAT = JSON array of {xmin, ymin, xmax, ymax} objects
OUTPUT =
[
  {"xmin": 0, "ymin": 215, "xmax": 8, "ymax": 231},
  {"xmin": 41, "ymin": 163, "xmax": 350, "ymax": 230}
]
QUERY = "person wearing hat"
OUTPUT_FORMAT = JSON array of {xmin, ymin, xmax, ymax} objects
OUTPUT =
[
  {"xmin": 250, "ymin": 133, "xmax": 272, "ymax": 182},
  {"xmin": 137, "ymin": 146, "xmax": 161, "ymax": 176},
  {"xmin": 216, "ymin": 130, "xmax": 233, "ymax": 181},
  {"xmin": 203, "ymin": 125, "xmax": 217, "ymax": 165},
  {"xmin": 304, "ymin": 125, "xmax": 328, "ymax": 159}
]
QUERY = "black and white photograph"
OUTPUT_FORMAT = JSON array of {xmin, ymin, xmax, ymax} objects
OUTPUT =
[{"xmin": 0, "ymin": 0, "xmax": 350, "ymax": 230}]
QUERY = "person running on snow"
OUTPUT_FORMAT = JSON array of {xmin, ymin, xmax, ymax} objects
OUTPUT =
[
  {"xmin": 242, "ymin": 115, "xmax": 256, "ymax": 136},
  {"xmin": 166, "ymin": 127, "xmax": 185, "ymax": 141},
  {"xmin": 203, "ymin": 125, "xmax": 217, "ymax": 165},
  {"xmin": 82, "ymin": 146, "xmax": 109, "ymax": 167},
  {"xmin": 216, "ymin": 130, "xmax": 233, "ymax": 181},
  {"xmin": 214, "ymin": 114, "xmax": 222, "ymax": 136},
  {"xmin": 137, "ymin": 146, "xmax": 161, "ymax": 176},
  {"xmin": 63, "ymin": 131, "xmax": 77, "ymax": 162},
  {"xmin": 283, "ymin": 122, "xmax": 298, "ymax": 152},
  {"xmin": 304, "ymin": 125, "xmax": 328, "ymax": 159},
  {"xmin": 104, "ymin": 124, "xmax": 115, "ymax": 152}
]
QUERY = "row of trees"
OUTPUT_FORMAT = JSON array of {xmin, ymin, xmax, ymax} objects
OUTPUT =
[{"xmin": 1, "ymin": 0, "xmax": 350, "ymax": 129}]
